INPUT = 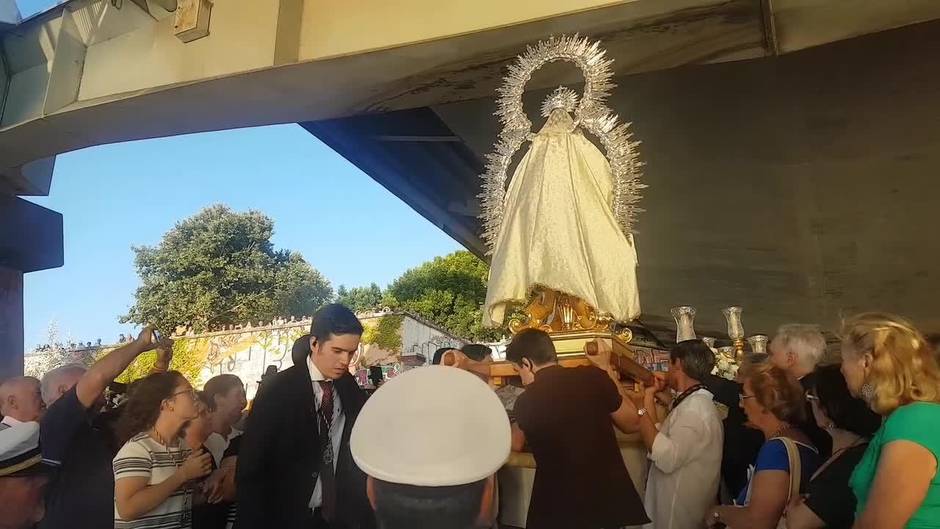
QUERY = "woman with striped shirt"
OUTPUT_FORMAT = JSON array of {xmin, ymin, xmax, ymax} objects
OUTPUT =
[{"xmin": 113, "ymin": 371, "xmax": 213, "ymax": 529}]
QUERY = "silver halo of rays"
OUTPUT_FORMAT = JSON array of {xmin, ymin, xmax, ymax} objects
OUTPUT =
[{"xmin": 478, "ymin": 34, "xmax": 646, "ymax": 255}]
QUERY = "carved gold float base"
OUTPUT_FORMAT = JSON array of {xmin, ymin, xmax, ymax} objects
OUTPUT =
[
  {"xmin": 490, "ymin": 331, "xmax": 651, "ymax": 386},
  {"xmin": 508, "ymin": 286, "xmax": 620, "ymax": 335}
]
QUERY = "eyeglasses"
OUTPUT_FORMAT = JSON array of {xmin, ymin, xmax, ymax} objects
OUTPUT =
[
  {"xmin": 806, "ymin": 393, "xmax": 819, "ymax": 402},
  {"xmin": 170, "ymin": 389, "xmax": 197, "ymax": 400}
]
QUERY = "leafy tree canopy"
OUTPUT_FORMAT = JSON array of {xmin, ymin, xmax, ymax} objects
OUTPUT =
[
  {"xmin": 336, "ymin": 283, "xmax": 384, "ymax": 314},
  {"xmin": 383, "ymin": 251, "xmax": 505, "ymax": 342},
  {"xmin": 122, "ymin": 205, "xmax": 332, "ymax": 334}
]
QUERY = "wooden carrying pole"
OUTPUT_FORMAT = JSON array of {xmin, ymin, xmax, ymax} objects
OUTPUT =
[{"xmin": 585, "ymin": 340, "xmax": 654, "ymax": 385}]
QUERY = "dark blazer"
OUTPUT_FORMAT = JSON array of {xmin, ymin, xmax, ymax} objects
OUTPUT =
[
  {"xmin": 704, "ymin": 374, "xmax": 765, "ymax": 498},
  {"xmin": 235, "ymin": 363, "xmax": 374, "ymax": 529},
  {"xmin": 799, "ymin": 372, "xmax": 832, "ymax": 459}
]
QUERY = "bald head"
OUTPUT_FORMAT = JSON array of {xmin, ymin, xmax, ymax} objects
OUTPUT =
[
  {"xmin": 0, "ymin": 377, "xmax": 44, "ymax": 422},
  {"xmin": 40, "ymin": 365, "xmax": 86, "ymax": 407}
]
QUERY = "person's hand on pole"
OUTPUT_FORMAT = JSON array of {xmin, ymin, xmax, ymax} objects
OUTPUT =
[{"xmin": 585, "ymin": 338, "xmax": 613, "ymax": 373}]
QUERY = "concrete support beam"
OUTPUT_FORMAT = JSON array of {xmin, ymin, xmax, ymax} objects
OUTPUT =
[
  {"xmin": 0, "ymin": 197, "xmax": 62, "ymax": 378},
  {"xmin": 0, "ymin": 0, "xmax": 19, "ymax": 29},
  {"xmin": 0, "ymin": 267, "xmax": 24, "ymax": 380},
  {"xmin": 1, "ymin": 0, "xmax": 938, "ymax": 196},
  {"xmin": 0, "ymin": 196, "xmax": 64, "ymax": 273}
]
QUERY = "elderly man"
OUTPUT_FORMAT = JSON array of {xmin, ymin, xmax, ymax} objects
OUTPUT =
[
  {"xmin": 0, "ymin": 376, "xmax": 44, "ymax": 427},
  {"xmin": 0, "ymin": 422, "xmax": 49, "ymax": 529},
  {"xmin": 350, "ymin": 366, "xmax": 510, "ymax": 529},
  {"xmin": 38, "ymin": 327, "xmax": 170, "ymax": 529},
  {"xmin": 767, "ymin": 323, "xmax": 831, "ymax": 458}
]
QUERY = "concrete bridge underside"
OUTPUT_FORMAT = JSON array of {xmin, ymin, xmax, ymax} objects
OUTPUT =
[{"xmin": 2, "ymin": 0, "xmax": 940, "ymax": 375}]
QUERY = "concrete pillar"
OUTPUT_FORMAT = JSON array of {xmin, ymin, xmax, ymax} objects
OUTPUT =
[
  {"xmin": 0, "ymin": 267, "xmax": 24, "ymax": 380},
  {"xmin": 0, "ymin": 196, "xmax": 64, "ymax": 378}
]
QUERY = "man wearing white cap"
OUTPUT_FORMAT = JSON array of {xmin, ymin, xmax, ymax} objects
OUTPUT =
[
  {"xmin": 0, "ymin": 421, "xmax": 48, "ymax": 529},
  {"xmin": 351, "ymin": 365, "xmax": 511, "ymax": 529}
]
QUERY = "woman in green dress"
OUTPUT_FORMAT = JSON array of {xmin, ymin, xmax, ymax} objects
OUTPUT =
[{"xmin": 839, "ymin": 312, "xmax": 940, "ymax": 529}]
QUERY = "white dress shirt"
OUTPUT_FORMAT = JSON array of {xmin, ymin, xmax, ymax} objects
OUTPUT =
[
  {"xmin": 307, "ymin": 356, "xmax": 345, "ymax": 510},
  {"xmin": 643, "ymin": 388, "xmax": 723, "ymax": 529},
  {"xmin": 204, "ymin": 428, "xmax": 242, "ymax": 466},
  {"xmin": 0, "ymin": 415, "xmax": 22, "ymax": 431}
]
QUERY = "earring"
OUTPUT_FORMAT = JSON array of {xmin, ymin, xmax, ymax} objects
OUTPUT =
[{"xmin": 860, "ymin": 382, "xmax": 875, "ymax": 403}]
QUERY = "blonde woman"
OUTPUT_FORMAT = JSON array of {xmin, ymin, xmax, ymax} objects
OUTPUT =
[{"xmin": 840, "ymin": 313, "xmax": 940, "ymax": 529}]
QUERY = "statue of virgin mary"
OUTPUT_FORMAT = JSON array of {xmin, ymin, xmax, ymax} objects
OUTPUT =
[{"xmin": 480, "ymin": 35, "xmax": 645, "ymax": 328}]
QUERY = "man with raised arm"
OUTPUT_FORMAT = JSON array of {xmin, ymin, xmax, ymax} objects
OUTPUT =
[{"xmin": 39, "ymin": 326, "xmax": 172, "ymax": 529}]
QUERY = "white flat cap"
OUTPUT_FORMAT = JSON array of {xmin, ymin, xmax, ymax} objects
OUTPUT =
[
  {"xmin": 0, "ymin": 421, "xmax": 42, "ymax": 477},
  {"xmin": 351, "ymin": 365, "xmax": 511, "ymax": 487}
]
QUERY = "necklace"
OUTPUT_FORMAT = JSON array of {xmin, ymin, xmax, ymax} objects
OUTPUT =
[
  {"xmin": 671, "ymin": 384, "xmax": 704, "ymax": 411},
  {"xmin": 149, "ymin": 426, "xmax": 190, "ymax": 527},
  {"xmin": 150, "ymin": 426, "xmax": 169, "ymax": 446},
  {"xmin": 768, "ymin": 423, "xmax": 794, "ymax": 439},
  {"xmin": 812, "ymin": 436, "xmax": 866, "ymax": 480},
  {"xmin": 150, "ymin": 427, "xmax": 184, "ymax": 466}
]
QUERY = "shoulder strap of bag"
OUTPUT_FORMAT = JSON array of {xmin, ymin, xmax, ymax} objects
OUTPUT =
[{"xmin": 776, "ymin": 437, "xmax": 802, "ymax": 502}]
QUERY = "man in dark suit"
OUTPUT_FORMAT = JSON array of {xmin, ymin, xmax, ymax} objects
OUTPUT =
[
  {"xmin": 703, "ymin": 372, "xmax": 764, "ymax": 499},
  {"xmin": 236, "ymin": 304, "xmax": 374, "ymax": 529}
]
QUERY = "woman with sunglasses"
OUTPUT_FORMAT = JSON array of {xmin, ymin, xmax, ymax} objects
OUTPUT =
[
  {"xmin": 784, "ymin": 364, "xmax": 881, "ymax": 529},
  {"xmin": 707, "ymin": 362, "xmax": 819, "ymax": 529},
  {"xmin": 113, "ymin": 371, "xmax": 213, "ymax": 529}
]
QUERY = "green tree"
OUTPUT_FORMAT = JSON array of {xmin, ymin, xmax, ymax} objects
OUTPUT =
[
  {"xmin": 336, "ymin": 283, "xmax": 384, "ymax": 314},
  {"xmin": 122, "ymin": 205, "xmax": 332, "ymax": 334},
  {"xmin": 385, "ymin": 251, "xmax": 505, "ymax": 342}
]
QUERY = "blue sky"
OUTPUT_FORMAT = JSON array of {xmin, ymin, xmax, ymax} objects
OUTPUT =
[
  {"xmin": 24, "ymin": 124, "xmax": 462, "ymax": 349},
  {"xmin": 16, "ymin": 0, "xmax": 56, "ymax": 19}
]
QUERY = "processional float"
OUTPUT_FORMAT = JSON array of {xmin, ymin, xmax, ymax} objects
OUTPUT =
[{"xmin": 475, "ymin": 34, "xmax": 652, "ymax": 385}]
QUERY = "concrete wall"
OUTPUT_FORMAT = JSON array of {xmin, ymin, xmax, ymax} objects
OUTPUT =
[{"xmin": 435, "ymin": 21, "xmax": 940, "ymax": 334}]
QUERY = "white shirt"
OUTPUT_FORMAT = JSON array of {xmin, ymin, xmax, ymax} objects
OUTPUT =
[
  {"xmin": 0, "ymin": 415, "xmax": 22, "ymax": 430},
  {"xmin": 643, "ymin": 388, "xmax": 723, "ymax": 529},
  {"xmin": 114, "ymin": 433, "xmax": 193, "ymax": 529},
  {"xmin": 204, "ymin": 428, "xmax": 242, "ymax": 466},
  {"xmin": 307, "ymin": 356, "xmax": 345, "ymax": 510}
]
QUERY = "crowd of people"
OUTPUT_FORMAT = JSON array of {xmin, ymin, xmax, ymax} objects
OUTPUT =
[{"xmin": 1, "ymin": 306, "xmax": 939, "ymax": 529}]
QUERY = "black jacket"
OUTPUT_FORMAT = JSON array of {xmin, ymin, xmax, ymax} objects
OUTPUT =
[
  {"xmin": 235, "ymin": 364, "xmax": 374, "ymax": 529},
  {"xmin": 704, "ymin": 375, "xmax": 765, "ymax": 498},
  {"xmin": 799, "ymin": 372, "xmax": 833, "ymax": 459}
]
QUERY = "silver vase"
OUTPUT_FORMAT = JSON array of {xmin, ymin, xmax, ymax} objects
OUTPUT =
[
  {"xmin": 721, "ymin": 306, "xmax": 745, "ymax": 341},
  {"xmin": 671, "ymin": 306, "xmax": 697, "ymax": 342},
  {"xmin": 747, "ymin": 334, "xmax": 769, "ymax": 354}
]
